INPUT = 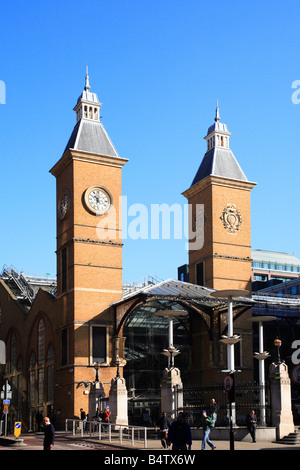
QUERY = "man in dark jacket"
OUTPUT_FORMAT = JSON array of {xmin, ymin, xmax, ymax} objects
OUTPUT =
[
  {"xmin": 80, "ymin": 408, "xmax": 87, "ymax": 431},
  {"xmin": 246, "ymin": 410, "xmax": 257, "ymax": 442},
  {"xmin": 168, "ymin": 412, "xmax": 192, "ymax": 450},
  {"xmin": 42, "ymin": 417, "xmax": 55, "ymax": 450},
  {"xmin": 209, "ymin": 398, "xmax": 219, "ymax": 426},
  {"xmin": 157, "ymin": 412, "xmax": 171, "ymax": 448}
]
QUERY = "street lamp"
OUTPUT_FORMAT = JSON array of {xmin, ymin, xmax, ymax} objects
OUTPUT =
[
  {"xmin": 210, "ymin": 288, "xmax": 250, "ymax": 450},
  {"xmin": 155, "ymin": 310, "xmax": 188, "ymax": 368},
  {"xmin": 210, "ymin": 289, "xmax": 250, "ymax": 373},
  {"xmin": 274, "ymin": 338, "xmax": 282, "ymax": 364},
  {"xmin": 115, "ymin": 358, "xmax": 121, "ymax": 378},
  {"xmin": 250, "ymin": 315, "xmax": 276, "ymax": 426},
  {"xmin": 92, "ymin": 362, "xmax": 101, "ymax": 383},
  {"xmin": 161, "ymin": 345, "xmax": 181, "ymax": 368}
]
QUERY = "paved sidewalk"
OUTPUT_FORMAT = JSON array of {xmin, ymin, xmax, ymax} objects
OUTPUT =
[
  {"xmin": 68, "ymin": 434, "xmax": 299, "ymax": 451},
  {"xmin": 1, "ymin": 432, "xmax": 298, "ymax": 451},
  {"xmin": 141, "ymin": 438, "xmax": 299, "ymax": 451}
]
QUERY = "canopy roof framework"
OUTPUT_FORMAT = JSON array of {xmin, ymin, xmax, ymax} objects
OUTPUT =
[
  {"xmin": 113, "ymin": 279, "xmax": 254, "ymax": 337},
  {"xmin": 114, "ymin": 278, "xmax": 300, "ymax": 335}
]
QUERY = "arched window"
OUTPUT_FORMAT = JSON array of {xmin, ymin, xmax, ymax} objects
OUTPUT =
[
  {"xmin": 17, "ymin": 356, "xmax": 23, "ymax": 413},
  {"xmin": 47, "ymin": 345, "xmax": 55, "ymax": 403},
  {"xmin": 38, "ymin": 319, "xmax": 45, "ymax": 365},
  {"xmin": 11, "ymin": 333, "xmax": 16, "ymax": 372},
  {"xmin": 47, "ymin": 344, "xmax": 54, "ymax": 362},
  {"xmin": 29, "ymin": 352, "xmax": 36, "ymax": 406}
]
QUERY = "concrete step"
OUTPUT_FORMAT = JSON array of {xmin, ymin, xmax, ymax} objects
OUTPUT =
[{"xmin": 278, "ymin": 429, "xmax": 300, "ymax": 445}]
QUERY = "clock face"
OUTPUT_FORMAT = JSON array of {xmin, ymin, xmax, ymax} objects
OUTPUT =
[
  {"xmin": 84, "ymin": 186, "xmax": 112, "ymax": 215},
  {"xmin": 58, "ymin": 191, "xmax": 70, "ymax": 219}
]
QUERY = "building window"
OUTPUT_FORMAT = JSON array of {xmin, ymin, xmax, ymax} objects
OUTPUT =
[
  {"xmin": 91, "ymin": 326, "xmax": 107, "ymax": 364},
  {"xmin": 61, "ymin": 328, "xmax": 68, "ymax": 366},
  {"xmin": 61, "ymin": 247, "xmax": 67, "ymax": 293},
  {"xmin": 17, "ymin": 357, "xmax": 23, "ymax": 415},
  {"xmin": 47, "ymin": 364, "xmax": 54, "ymax": 403},
  {"xmin": 254, "ymin": 274, "xmax": 267, "ymax": 281},
  {"xmin": 29, "ymin": 352, "xmax": 36, "ymax": 406},
  {"xmin": 196, "ymin": 262, "xmax": 205, "ymax": 287},
  {"xmin": 38, "ymin": 368, "xmax": 44, "ymax": 404},
  {"xmin": 288, "ymin": 286, "xmax": 298, "ymax": 295},
  {"xmin": 17, "ymin": 373, "xmax": 23, "ymax": 420},
  {"xmin": 47, "ymin": 345, "xmax": 54, "ymax": 403},
  {"xmin": 38, "ymin": 319, "xmax": 45, "ymax": 365},
  {"xmin": 10, "ymin": 333, "xmax": 17, "ymax": 373}
]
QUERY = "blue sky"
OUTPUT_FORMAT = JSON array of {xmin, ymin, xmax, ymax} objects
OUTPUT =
[{"xmin": 0, "ymin": 0, "xmax": 300, "ymax": 283}]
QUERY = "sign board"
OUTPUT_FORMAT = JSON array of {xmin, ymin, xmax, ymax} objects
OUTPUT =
[
  {"xmin": 14, "ymin": 422, "xmax": 21, "ymax": 438},
  {"xmin": 224, "ymin": 375, "xmax": 234, "ymax": 392},
  {"xmin": 3, "ymin": 399, "xmax": 10, "ymax": 404}
]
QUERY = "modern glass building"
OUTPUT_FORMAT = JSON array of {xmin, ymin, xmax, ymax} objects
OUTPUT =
[{"xmin": 251, "ymin": 250, "xmax": 300, "ymax": 283}]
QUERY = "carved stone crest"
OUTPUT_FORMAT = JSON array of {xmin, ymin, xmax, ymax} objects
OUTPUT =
[{"xmin": 220, "ymin": 204, "xmax": 242, "ymax": 233}]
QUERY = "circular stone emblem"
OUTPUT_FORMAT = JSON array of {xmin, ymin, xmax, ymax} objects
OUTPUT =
[{"xmin": 220, "ymin": 203, "xmax": 242, "ymax": 234}]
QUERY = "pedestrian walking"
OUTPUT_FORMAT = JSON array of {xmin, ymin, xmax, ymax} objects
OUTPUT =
[
  {"xmin": 157, "ymin": 411, "xmax": 171, "ymax": 448},
  {"xmin": 209, "ymin": 398, "xmax": 219, "ymax": 426},
  {"xmin": 94, "ymin": 406, "xmax": 103, "ymax": 422},
  {"xmin": 246, "ymin": 410, "xmax": 257, "ymax": 442},
  {"xmin": 168, "ymin": 412, "xmax": 192, "ymax": 451},
  {"xmin": 199, "ymin": 410, "xmax": 216, "ymax": 450},
  {"xmin": 80, "ymin": 408, "xmax": 87, "ymax": 431},
  {"xmin": 42, "ymin": 417, "xmax": 55, "ymax": 450},
  {"xmin": 103, "ymin": 407, "xmax": 111, "ymax": 423}
]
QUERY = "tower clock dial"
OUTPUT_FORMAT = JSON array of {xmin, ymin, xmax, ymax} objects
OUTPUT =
[
  {"xmin": 58, "ymin": 190, "xmax": 70, "ymax": 219},
  {"xmin": 84, "ymin": 185, "xmax": 112, "ymax": 215}
]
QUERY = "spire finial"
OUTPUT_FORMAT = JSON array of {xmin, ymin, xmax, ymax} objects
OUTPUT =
[
  {"xmin": 215, "ymin": 99, "xmax": 220, "ymax": 122},
  {"xmin": 85, "ymin": 66, "xmax": 91, "ymax": 91}
]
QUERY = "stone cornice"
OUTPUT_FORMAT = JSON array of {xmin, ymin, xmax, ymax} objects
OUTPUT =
[
  {"xmin": 182, "ymin": 175, "xmax": 256, "ymax": 199},
  {"xmin": 50, "ymin": 148, "xmax": 128, "ymax": 177}
]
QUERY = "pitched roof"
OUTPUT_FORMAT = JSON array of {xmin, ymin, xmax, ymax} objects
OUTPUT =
[
  {"xmin": 63, "ymin": 118, "xmax": 119, "ymax": 158},
  {"xmin": 191, "ymin": 147, "xmax": 248, "ymax": 186}
]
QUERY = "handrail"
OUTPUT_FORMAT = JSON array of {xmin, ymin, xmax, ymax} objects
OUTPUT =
[{"xmin": 65, "ymin": 418, "xmax": 150, "ymax": 448}]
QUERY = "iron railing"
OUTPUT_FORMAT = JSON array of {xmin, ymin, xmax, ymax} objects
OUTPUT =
[
  {"xmin": 65, "ymin": 419, "xmax": 153, "ymax": 448},
  {"xmin": 179, "ymin": 382, "xmax": 271, "ymax": 427}
]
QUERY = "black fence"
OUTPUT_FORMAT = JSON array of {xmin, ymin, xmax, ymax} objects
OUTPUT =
[{"xmin": 179, "ymin": 382, "xmax": 271, "ymax": 427}]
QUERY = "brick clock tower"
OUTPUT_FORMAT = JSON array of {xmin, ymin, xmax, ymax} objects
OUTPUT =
[
  {"xmin": 182, "ymin": 105, "xmax": 256, "ymax": 385},
  {"xmin": 50, "ymin": 71, "xmax": 128, "ymax": 419},
  {"xmin": 183, "ymin": 105, "xmax": 256, "ymax": 292}
]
